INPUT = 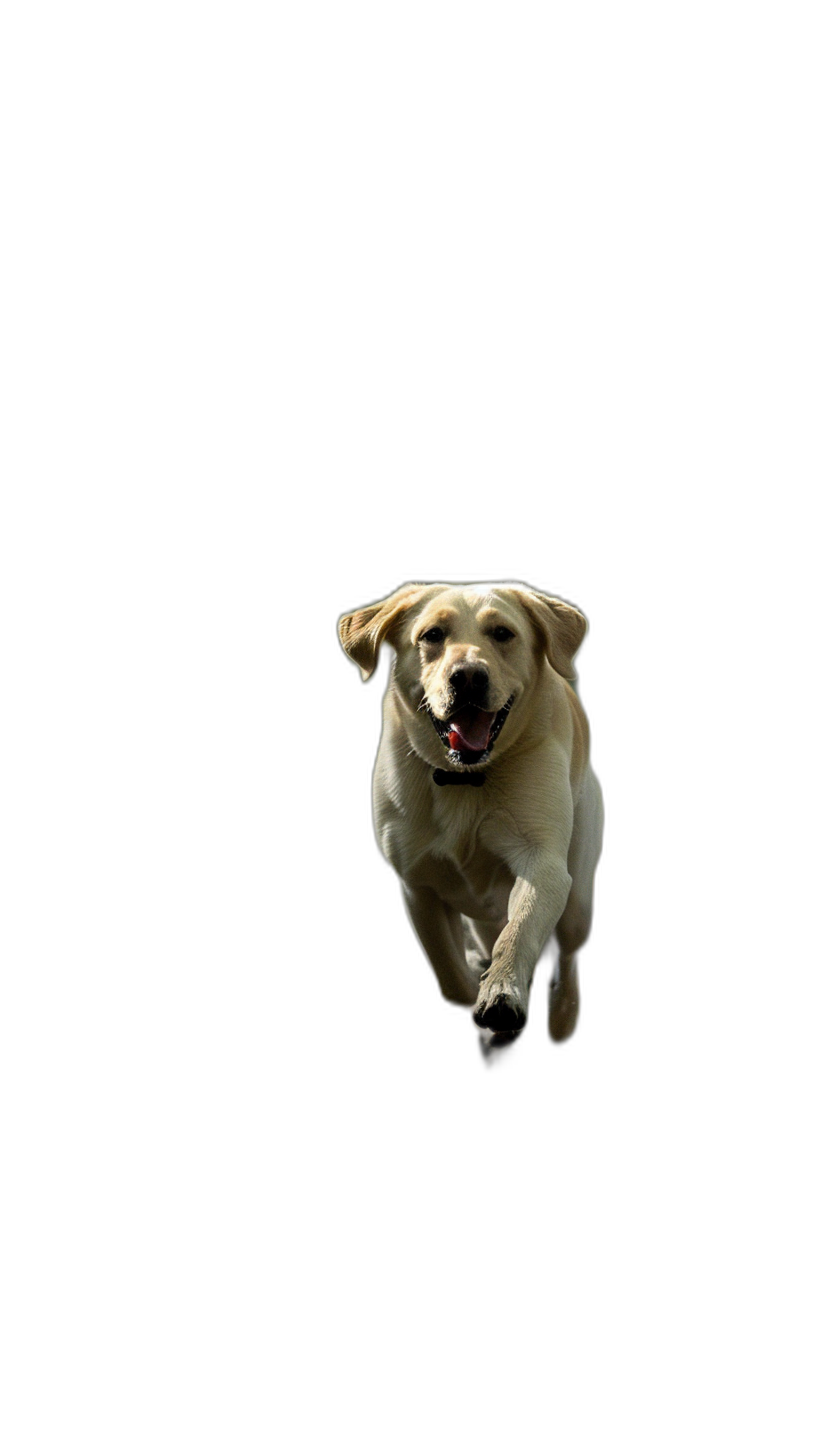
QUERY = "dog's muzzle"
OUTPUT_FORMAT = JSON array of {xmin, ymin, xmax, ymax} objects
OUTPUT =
[{"xmin": 424, "ymin": 695, "xmax": 515, "ymax": 766}]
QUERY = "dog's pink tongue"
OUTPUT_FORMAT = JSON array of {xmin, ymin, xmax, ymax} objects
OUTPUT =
[{"xmin": 448, "ymin": 708, "xmax": 494, "ymax": 753}]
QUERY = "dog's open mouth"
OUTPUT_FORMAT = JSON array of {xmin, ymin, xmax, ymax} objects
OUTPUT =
[{"xmin": 425, "ymin": 696, "xmax": 515, "ymax": 766}]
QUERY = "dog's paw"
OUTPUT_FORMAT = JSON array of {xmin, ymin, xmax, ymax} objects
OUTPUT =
[
  {"xmin": 475, "ymin": 1019, "xmax": 524, "ymax": 1065},
  {"xmin": 478, "ymin": 1026, "xmax": 522, "ymax": 1059},
  {"xmin": 472, "ymin": 990, "xmax": 530, "ymax": 1036}
]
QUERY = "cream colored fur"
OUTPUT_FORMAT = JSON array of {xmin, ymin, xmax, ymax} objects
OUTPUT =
[{"xmin": 338, "ymin": 581, "xmax": 604, "ymax": 1039}]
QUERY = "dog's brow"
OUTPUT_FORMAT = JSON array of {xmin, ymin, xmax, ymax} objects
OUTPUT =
[
  {"xmin": 477, "ymin": 603, "xmax": 516, "ymax": 625},
  {"xmin": 413, "ymin": 610, "xmax": 453, "ymax": 638}
]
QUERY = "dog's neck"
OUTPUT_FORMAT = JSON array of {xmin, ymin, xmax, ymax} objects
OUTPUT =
[{"xmin": 432, "ymin": 767, "xmax": 486, "ymax": 787}]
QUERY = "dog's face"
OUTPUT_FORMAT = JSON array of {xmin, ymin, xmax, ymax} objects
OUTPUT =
[
  {"xmin": 403, "ymin": 586, "xmax": 532, "ymax": 765},
  {"xmin": 339, "ymin": 581, "xmax": 587, "ymax": 768}
]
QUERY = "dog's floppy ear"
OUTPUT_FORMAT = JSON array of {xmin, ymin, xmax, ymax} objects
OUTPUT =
[
  {"xmin": 338, "ymin": 584, "xmax": 428, "ymax": 680},
  {"xmin": 516, "ymin": 589, "xmax": 587, "ymax": 680}
]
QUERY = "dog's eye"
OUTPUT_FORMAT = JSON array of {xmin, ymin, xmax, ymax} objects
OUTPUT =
[
  {"xmin": 421, "ymin": 627, "xmax": 445, "ymax": 644},
  {"xmin": 491, "ymin": 626, "xmax": 515, "ymax": 642}
]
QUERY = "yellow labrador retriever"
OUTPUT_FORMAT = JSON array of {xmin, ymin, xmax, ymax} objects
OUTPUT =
[{"xmin": 338, "ymin": 582, "xmax": 603, "ymax": 1039}]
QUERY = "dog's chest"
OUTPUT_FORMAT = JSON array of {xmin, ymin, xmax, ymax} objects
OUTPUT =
[{"xmin": 412, "ymin": 794, "xmax": 514, "ymax": 920}]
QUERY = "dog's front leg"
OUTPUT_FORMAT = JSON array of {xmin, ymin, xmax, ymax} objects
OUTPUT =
[
  {"xmin": 402, "ymin": 884, "xmax": 477, "ymax": 1007},
  {"xmin": 473, "ymin": 850, "xmax": 572, "ymax": 1033}
]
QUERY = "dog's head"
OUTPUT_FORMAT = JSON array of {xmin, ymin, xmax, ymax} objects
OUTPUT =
[{"xmin": 338, "ymin": 581, "xmax": 587, "ymax": 768}]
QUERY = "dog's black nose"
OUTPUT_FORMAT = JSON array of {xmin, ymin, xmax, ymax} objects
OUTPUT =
[{"xmin": 449, "ymin": 666, "xmax": 489, "ymax": 704}]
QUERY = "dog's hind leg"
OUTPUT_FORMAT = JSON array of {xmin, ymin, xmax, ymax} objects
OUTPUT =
[
  {"xmin": 551, "ymin": 911, "xmax": 586, "ymax": 1042},
  {"xmin": 551, "ymin": 768, "xmax": 604, "ymax": 1042},
  {"xmin": 402, "ymin": 884, "xmax": 479, "ymax": 1006}
]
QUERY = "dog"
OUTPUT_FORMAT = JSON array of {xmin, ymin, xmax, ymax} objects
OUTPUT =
[{"xmin": 338, "ymin": 581, "xmax": 603, "ymax": 1040}]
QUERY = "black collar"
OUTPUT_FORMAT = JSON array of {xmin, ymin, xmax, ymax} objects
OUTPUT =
[{"xmin": 432, "ymin": 767, "xmax": 486, "ymax": 787}]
